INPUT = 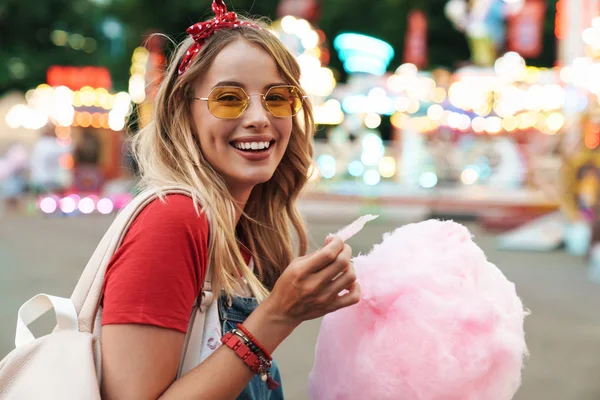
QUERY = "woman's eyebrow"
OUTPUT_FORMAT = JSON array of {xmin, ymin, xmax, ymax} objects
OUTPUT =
[{"xmin": 213, "ymin": 80, "xmax": 245, "ymax": 88}]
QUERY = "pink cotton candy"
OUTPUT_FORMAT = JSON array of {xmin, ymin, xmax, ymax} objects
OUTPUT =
[{"xmin": 308, "ymin": 219, "xmax": 528, "ymax": 400}]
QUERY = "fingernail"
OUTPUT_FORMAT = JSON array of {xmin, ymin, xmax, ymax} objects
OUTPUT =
[{"xmin": 325, "ymin": 234, "xmax": 334, "ymax": 245}]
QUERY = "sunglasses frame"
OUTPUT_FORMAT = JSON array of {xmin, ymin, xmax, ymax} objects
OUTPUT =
[{"xmin": 193, "ymin": 85, "xmax": 308, "ymax": 119}]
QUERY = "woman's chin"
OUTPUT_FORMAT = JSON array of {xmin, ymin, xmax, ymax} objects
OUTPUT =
[{"xmin": 232, "ymin": 171, "xmax": 276, "ymax": 190}]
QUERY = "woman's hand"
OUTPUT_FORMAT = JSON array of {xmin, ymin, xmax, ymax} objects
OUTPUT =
[{"xmin": 263, "ymin": 236, "xmax": 360, "ymax": 328}]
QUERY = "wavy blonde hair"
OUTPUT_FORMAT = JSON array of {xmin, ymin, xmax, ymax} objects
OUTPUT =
[{"xmin": 131, "ymin": 20, "xmax": 314, "ymax": 302}]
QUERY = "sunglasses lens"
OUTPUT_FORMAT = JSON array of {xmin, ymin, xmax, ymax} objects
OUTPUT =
[
  {"xmin": 207, "ymin": 87, "xmax": 248, "ymax": 118},
  {"xmin": 265, "ymin": 86, "xmax": 303, "ymax": 117}
]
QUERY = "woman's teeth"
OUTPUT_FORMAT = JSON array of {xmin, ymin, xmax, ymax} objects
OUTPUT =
[{"xmin": 232, "ymin": 141, "xmax": 271, "ymax": 151}]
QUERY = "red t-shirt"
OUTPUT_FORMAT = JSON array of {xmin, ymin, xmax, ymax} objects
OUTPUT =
[{"xmin": 101, "ymin": 194, "xmax": 210, "ymax": 333}]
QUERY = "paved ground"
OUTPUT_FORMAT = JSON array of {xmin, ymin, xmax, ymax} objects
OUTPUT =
[{"xmin": 1, "ymin": 208, "xmax": 600, "ymax": 399}]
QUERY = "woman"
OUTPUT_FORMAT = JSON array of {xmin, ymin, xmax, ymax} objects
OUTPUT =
[{"xmin": 100, "ymin": 1, "xmax": 359, "ymax": 399}]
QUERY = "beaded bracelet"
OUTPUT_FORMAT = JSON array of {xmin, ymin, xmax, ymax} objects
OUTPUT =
[
  {"xmin": 236, "ymin": 323, "xmax": 273, "ymax": 361},
  {"xmin": 229, "ymin": 329, "xmax": 272, "ymax": 375},
  {"xmin": 221, "ymin": 330, "xmax": 280, "ymax": 390}
]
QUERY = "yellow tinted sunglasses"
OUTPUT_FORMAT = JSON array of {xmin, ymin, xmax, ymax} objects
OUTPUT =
[{"xmin": 193, "ymin": 85, "xmax": 307, "ymax": 119}]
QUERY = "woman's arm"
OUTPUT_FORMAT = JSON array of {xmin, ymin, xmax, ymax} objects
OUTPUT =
[
  {"xmin": 100, "ymin": 303, "xmax": 294, "ymax": 400},
  {"xmin": 101, "ymin": 236, "xmax": 358, "ymax": 400}
]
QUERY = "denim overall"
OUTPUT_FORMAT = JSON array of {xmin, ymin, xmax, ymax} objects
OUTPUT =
[{"xmin": 218, "ymin": 292, "xmax": 285, "ymax": 400}]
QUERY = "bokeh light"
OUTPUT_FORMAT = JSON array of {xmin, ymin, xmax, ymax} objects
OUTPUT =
[
  {"xmin": 97, "ymin": 198, "xmax": 115, "ymax": 215},
  {"xmin": 40, "ymin": 197, "xmax": 58, "ymax": 214}
]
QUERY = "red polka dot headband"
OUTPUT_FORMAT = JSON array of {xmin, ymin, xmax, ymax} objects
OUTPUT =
[{"xmin": 178, "ymin": 0, "xmax": 260, "ymax": 76}]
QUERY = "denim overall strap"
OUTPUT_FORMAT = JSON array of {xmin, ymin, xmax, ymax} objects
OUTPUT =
[{"xmin": 218, "ymin": 292, "xmax": 284, "ymax": 400}]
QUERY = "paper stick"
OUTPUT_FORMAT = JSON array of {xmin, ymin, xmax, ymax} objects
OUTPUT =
[{"xmin": 329, "ymin": 214, "xmax": 379, "ymax": 242}]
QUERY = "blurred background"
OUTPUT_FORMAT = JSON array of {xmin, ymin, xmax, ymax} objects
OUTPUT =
[{"xmin": 2, "ymin": 0, "xmax": 600, "ymax": 398}]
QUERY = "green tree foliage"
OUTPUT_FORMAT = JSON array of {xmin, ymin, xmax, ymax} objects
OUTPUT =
[{"xmin": 0, "ymin": 0, "xmax": 112, "ymax": 92}]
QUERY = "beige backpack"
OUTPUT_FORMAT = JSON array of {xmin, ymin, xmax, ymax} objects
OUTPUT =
[{"xmin": 0, "ymin": 187, "xmax": 213, "ymax": 399}]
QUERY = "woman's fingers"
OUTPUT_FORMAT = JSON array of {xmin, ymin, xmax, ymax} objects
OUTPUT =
[
  {"xmin": 271, "ymin": 237, "xmax": 359, "ymax": 323},
  {"xmin": 303, "ymin": 236, "xmax": 345, "ymax": 273},
  {"xmin": 324, "ymin": 263, "xmax": 357, "ymax": 298},
  {"xmin": 327, "ymin": 281, "xmax": 361, "ymax": 313},
  {"xmin": 313, "ymin": 244, "xmax": 352, "ymax": 284}
]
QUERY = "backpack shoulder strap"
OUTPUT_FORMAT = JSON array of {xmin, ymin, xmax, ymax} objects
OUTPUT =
[{"xmin": 177, "ymin": 259, "xmax": 213, "ymax": 378}]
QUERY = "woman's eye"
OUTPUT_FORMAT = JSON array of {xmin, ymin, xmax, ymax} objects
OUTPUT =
[
  {"xmin": 267, "ymin": 94, "xmax": 288, "ymax": 102},
  {"xmin": 217, "ymin": 94, "xmax": 243, "ymax": 102}
]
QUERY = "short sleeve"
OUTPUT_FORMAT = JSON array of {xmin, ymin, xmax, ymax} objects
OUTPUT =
[{"xmin": 101, "ymin": 194, "xmax": 209, "ymax": 333}]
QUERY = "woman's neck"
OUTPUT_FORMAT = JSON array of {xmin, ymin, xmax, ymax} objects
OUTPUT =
[{"xmin": 230, "ymin": 186, "xmax": 253, "ymax": 225}]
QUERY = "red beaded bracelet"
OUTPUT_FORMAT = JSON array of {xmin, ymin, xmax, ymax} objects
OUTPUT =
[
  {"xmin": 221, "ymin": 332, "xmax": 261, "ymax": 371},
  {"xmin": 236, "ymin": 323, "xmax": 273, "ymax": 361},
  {"xmin": 221, "ymin": 330, "xmax": 280, "ymax": 390}
]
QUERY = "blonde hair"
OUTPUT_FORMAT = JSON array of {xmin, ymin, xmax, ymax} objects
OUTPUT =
[{"xmin": 131, "ymin": 20, "xmax": 314, "ymax": 301}]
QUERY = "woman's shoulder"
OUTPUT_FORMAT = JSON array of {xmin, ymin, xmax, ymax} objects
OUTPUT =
[
  {"xmin": 139, "ymin": 194, "xmax": 206, "ymax": 222},
  {"xmin": 129, "ymin": 193, "xmax": 209, "ymax": 236}
]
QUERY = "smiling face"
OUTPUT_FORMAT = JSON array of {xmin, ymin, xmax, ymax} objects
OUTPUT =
[{"xmin": 191, "ymin": 39, "xmax": 294, "ymax": 202}]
